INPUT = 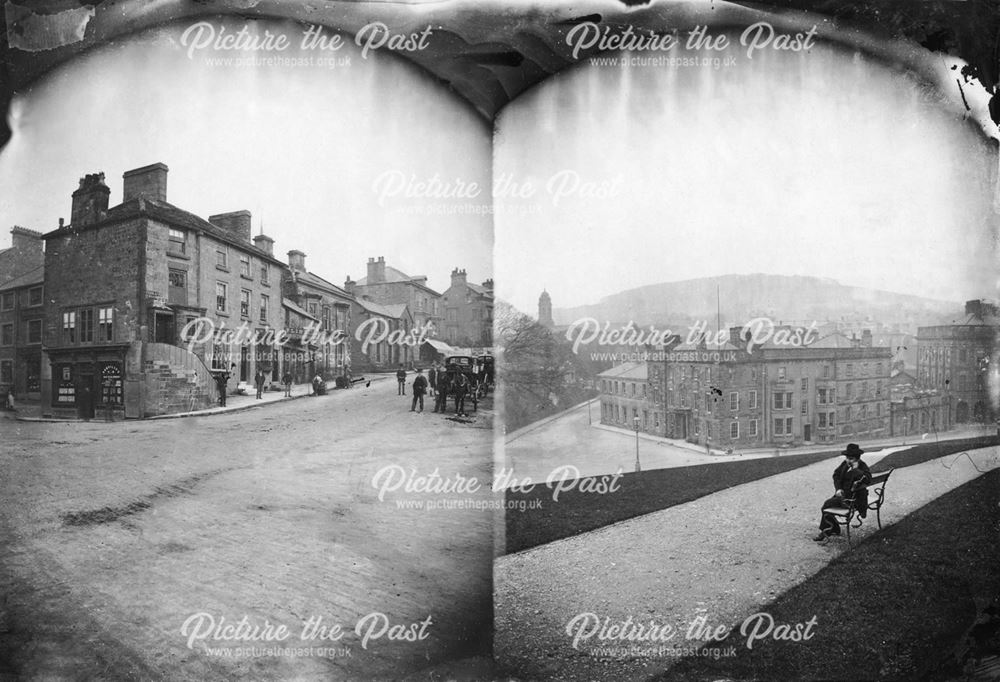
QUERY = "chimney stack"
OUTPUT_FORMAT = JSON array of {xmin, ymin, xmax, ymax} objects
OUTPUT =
[
  {"xmin": 344, "ymin": 277, "xmax": 355, "ymax": 295},
  {"xmin": 10, "ymin": 226, "xmax": 43, "ymax": 252},
  {"xmin": 209, "ymin": 210, "xmax": 252, "ymax": 244},
  {"xmin": 367, "ymin": 256, "xmax": 386, "ymax": 283},
  {"xmin": 122, "ymin": 163, "xmax": 168, "ymax": 203},
  {"xmin": 253, "ymin": 234, "xmax": 274, "ymax": 256},
  {"xmin": 451, "ymin": 268, "xmax": 467, "ymax": 287},
  {"xmin": 287, "ymin": 250, "xmax": 306, "ymax": 272},
  {"xmin": 861, "ymin": 329, "xmax": 873, "ymax": 347},
  {"xmin": 482, "ymin": 278, "xmax": 494, "ymax": 290},
  {"xmin": 7, "ymin": 227, "xmax": 44, "ymax": 273},
  {"xmin": 70, "ymin": 172, "xmax": 110, "ymax": 226}
]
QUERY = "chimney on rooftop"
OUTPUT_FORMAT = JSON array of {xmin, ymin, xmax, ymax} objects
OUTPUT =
[
  {"xmin": 861, "ymin": 329, "xmax": 872, "ymax": 347},
  {"xmin": 482, "ymin": 278, "xmax": 494, "ymax": 290},
  {"xmin": 367, "ymin": 256, "xmax": 386, "ymax": 283},
  {"xmin": 122, "ymin": 163, "xmax": 168, "ymax": 203},
  {"xmin": 253, "ymin": 234, "xmax": 274, "ymax": 256},
  {"xmin": 209, "ymin": 210, "xmax": 252, "ymax": 244},
  {"xmin": 70, "ymin": 172, "xmax": 110, "ymax": 226},
  {"xmin": 287, "ymin": 250, "xmax": 306, "ymax": 273},
  {"xmin": 10, "ymin": 226, "xmax": 43, "ymax": 252},
  {"xmin": 344, "ymin": 277, "xmax": 355, "ymax": 295},
  {"xmin": 451, "ymin": 268, "xmax": 467, "ymax": 287},
  {"xmin": 7, "ymin": 227, "xmax": 44, "ymax": 271}
]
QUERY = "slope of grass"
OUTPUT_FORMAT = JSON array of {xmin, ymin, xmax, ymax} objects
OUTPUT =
[{"xmin": 505, "ymin": 436, "xmax": 998, "ymax": 554}]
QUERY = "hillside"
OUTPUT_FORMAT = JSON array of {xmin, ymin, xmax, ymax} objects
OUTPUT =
[{"xmin": 551, "ymin": 274, "xmax": 960, "ymax": 329}]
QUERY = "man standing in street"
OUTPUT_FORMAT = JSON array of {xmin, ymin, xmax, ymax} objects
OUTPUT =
[
  {"xmin": 428, "ymin": 362, "xmax": 438, "ymax": 397},
  {"xmin": 453, "ymin": 371, "xmax": 469, "ymax": 417},
  {"xmin": 396, "ymin": 364, "xmax": 407, "ymax": 396},
  {"xmin": 434, "ymin": 369, "xmax": 451, "ymax": 413},
  {"xmin": 282, "ymin": 370, "xmax": 293, "ymax": 397},
  {"xmin": 410, "ymin": 369, "xmax": 428, "ymax": 412},
  {"xmin": 254, "ymin": 369, "xmax": 266, "ymax": 399},
  {"xmin": 215, "ymin": 368, "xmax": 231, "ymax": 407}
]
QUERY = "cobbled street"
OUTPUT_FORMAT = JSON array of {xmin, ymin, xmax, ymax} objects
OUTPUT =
[{"xmin": 0, "ymin": 378, "xmax": 494, "ymax": 680}]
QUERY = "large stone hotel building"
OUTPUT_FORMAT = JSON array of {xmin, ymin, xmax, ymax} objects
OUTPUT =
[{"xmin": 600, "ymin": 326, "xmax": 903, "ymax": 450}]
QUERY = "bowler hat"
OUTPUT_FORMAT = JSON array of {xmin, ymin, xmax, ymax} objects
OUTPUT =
[{"xmin": 841, "ymin": 443, "xmax": 865, "ymax": 458}]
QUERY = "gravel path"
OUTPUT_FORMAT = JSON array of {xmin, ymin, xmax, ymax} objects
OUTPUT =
[{"xmin": 494, "ymin": 445, "xmax": 1000, "ymax": 681}]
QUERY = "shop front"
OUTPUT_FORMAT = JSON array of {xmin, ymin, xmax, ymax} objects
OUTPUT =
[{"xmin": 43, "ymin": 344, "xmax": 131, "ymax": 419}]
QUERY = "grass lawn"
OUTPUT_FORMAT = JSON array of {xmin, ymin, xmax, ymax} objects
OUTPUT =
[
  {"xmin": 870, "ymin": 435, "xmax": 998, "ymax": 473},
  {"xmin": 504, "ymin": 436, "xmax": 998, "ymax": 554},
  {"xmin": 649, "ymin": 468, "xmax": 1000, "ymax": 681}
]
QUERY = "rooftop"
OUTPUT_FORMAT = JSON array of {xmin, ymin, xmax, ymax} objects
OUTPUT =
[
  {"xmin": 43, "ymin": 198, "xmax": 286, "ymax": 267},
  {"xmin": 598, "ymin": 362, "xmax": 648, "ymax": 380}
]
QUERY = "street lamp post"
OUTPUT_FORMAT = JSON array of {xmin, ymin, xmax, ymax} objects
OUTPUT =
[{"xmin": 633, "ymin": 416, "xmax": 641, "ymax": 472}]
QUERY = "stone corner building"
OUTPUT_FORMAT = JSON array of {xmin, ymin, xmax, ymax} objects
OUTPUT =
[{"xmin": 41, "ymin": 164, "xmax": 286, "ymax": 419}]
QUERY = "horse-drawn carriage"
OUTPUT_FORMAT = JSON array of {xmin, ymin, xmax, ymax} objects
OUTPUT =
[{"xmin": 444, "ymin": 354, "xmax": 493, "ymax": 401}]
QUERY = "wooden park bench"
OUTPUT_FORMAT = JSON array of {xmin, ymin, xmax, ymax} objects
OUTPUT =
[{"xmin": 823, "ymin": 468, "xmax": 895, "ymax": 547}]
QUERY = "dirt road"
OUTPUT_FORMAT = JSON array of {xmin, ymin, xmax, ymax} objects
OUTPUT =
[{"xmin": 0, "ymin": 378, "xmax": 494, "ymax": 680}]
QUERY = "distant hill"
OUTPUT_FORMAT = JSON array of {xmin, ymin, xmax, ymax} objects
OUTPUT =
[{"xmin": 551, "ymin": 274, "xmax": 961, "ymax": 329}]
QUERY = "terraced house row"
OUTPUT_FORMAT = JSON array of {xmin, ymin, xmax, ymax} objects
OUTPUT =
[{"xmin": 0, "ymin": 163, "xmax": 493, "ymax": 419}]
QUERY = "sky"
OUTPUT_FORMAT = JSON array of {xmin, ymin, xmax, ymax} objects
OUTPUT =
[
  {"xmin": 494, "ymin": 34, "xmax": 999, "ymax": 314},
  {"xmin": 0, "ymin": 16, "xmax": 493, "ymax": 295}
]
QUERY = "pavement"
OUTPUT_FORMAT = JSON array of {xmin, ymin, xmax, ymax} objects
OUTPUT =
[
  {"xmin": 500, "ymin": 397, "xmax": 997, "ymax": 483},
  {"xmin": 9, "ymin": 375, "xmax": 395, "ymax": 422},
  {"xmin": 493, "ymin": 443, "xmax": 1000, "ymax": 681}
]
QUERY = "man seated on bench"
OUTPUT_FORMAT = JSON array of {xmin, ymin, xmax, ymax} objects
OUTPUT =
[{"xmin": 813, "ymin": 443, "xmax": 872, "ymax": 542}]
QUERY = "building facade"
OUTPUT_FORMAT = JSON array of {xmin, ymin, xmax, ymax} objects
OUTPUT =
[
  {"xmin": 916, "ymin": 300, "xmax": 998, "ymax": 424},
  {"xmin": 597, "ymin": 362, "xmax": 649, "ymax": 430},
  {"xmin": 348, "ymin": 298, "xmax": 414, "ymax": 371},
  {"xmin": 602, "ymin": 327, "xmax": 897, "ymax": 450},
  {"xmin": 0, "ymin": 227, "xmax": 45, "ymax": 400},
  {"xmin": 40, "ymin": 163, "xmax": 286, "ymax": 418},
  {"xmin": 346, "ymin": 256, "xmax": 441, "ymax": 336},
  {"xmin": 282, "ymin": 250, "xmax": 352, "ymax": 383},
  {"xmin": 889, "ymin": 369, "xmax": 951, "ymax": 437},
  {"xmin": 441, "ymin": 268, "xmax": 493, "ymax": 348}
]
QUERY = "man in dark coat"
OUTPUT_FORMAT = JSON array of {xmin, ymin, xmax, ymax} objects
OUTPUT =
[
  {"xmin": 428, "ymin": 362, "xmax": 438, "ymax": 397},
  {"xmin": 453, "ymin": 371, "xmax": 470, "ymax": 416},
  {"xmin": 215, "ymin": 370, "xmax": 230, "ymax": 407},
  {"xmin": 254, "ymin": 369, "xmax": 266, "ymax": 399},
  {"xmin": 814, "ymin": 443, "xmax": 872, "ymax": 541},
  {"xmin": 410, "ymin": 369, "xmax": 428, "ymax": 412},
  {"xmin": 396, "ymin": 364, "xmax": 407, "ymax": 396},
  {"xmin": 434, "ymin": 369, "xmax": 451, "ymax": 413}
]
